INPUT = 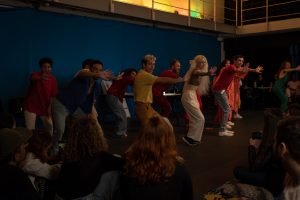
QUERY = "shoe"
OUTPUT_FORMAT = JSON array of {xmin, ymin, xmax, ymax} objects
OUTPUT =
[
  {"xmin": 218, "ymin": 130, "xmax": 234, "ymax": 137},
  {"xmin": 233, "ymin": 113, "xmax": 243, "ymax": 119},
  {"xmin": 182, "ymin": 136, "xmax": 200, "ymax": 146},
  {"xmin": 226, "ymin": 124, "xmax": 232, "ymax": 129},
  {"xmin": 227, "ymin": 121, "xmax": 235, "ymax": 126}
]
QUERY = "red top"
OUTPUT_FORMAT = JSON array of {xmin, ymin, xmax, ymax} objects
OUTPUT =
[
  {"xmin": 23, "ymin": 72, "xmax": 58, "ymax": 116},
  {"xmin": 107, "ymin": 75, "xmax": 135, "ymax": 102},
  {"xmin": 152, "ymin": 69, "xmax": 179, "ymax": 96},
  {"xmin": 211, "ymin": 65, "xmax": 237, "ymax": 91}
]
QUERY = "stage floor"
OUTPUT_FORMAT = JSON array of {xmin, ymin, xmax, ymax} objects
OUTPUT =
[{"xmin": 102, "ymin": 110, "xmax": 265, "ymax": 199}]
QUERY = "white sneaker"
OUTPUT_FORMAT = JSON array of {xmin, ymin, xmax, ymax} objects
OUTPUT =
[
  {"xmin": 219, "ymin": 130, "xmax": 234, "ymax": 136},
  {"xmin": 227, "ymin": 121, "xmax": 235, "ymax": 126},
  {"xmin": 226, "ymin": 124, "xmax": 232, "ymax": 129},
  {"xmin": 233, "ymin": 113, "xmax": 243, "ymax": 119}
]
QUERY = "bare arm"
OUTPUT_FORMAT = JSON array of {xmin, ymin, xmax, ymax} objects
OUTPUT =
[
  {"xmin": 155, "ymin": 77, "xmax": 183, "ymax": 84},
  {"xmin": 183, "ymin": 65, "xmax": 196, "ymax": 82},
  {"xmin": 77, "ymin": 70, "xmax": 113, "ymax": 80},
  {"xmin": 283, "ymin": 65, "xmax": 300, "ymax": 72}
]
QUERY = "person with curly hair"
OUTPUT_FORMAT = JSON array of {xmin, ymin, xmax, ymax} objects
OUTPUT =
[
  {"xmin": 56, "ymin": 117, "xmax": 123, "ymax": 200},
  {"xmin": 121, "ymin": 115, "xmax": 193, "ymax": 200}
]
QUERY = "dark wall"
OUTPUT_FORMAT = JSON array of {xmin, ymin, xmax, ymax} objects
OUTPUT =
[
  {"xmin": 0, "ymin": 8, "xmax": 221, "ymax": 108},
  {"xmin": 224, "ymin": 31, "xmax": 300, "ymax": 86}
]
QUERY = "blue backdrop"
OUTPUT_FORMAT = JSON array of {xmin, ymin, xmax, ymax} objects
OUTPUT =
[{"xmin": 0, "ymin": 8, "xmax": 220, "ymax": 109}]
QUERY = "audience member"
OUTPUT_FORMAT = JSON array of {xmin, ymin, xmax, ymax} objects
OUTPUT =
[
  {"xmin": 234, "ymin": 108, "xmax": 285, "ymax": 196},
  {"xmin": 0, "ymin": 127, "xmax": 39, "ymax": 199},
  {"xmin": 22, "ymin": 130, "xmax": 61, "ymax": 181},
  {"xmin": 275, "ymin": 116, "xmax": 300, "ymax": 200},
  {"xmin": 121, "ymin": 115, "xmax": 193, "ymax": 200},
  {"xmin": 56, "ymin": 117, "xmax": 123, "ymax": 200}
]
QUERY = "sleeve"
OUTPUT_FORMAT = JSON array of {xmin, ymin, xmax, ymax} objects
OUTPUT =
[
  {"xmin": 144, "ymin": 73, "xmax": 158, "ymax": 85},
  {"xmin": 51, "ymin": 76, "xmax": 59, "ymax": 97},
  {"xmin": 22, "ymin": 153, "xmax": 61, "ymax": 180},
  {"xmin": 30, "ymin": 72, "xmax": 40, "ymax": 80}
]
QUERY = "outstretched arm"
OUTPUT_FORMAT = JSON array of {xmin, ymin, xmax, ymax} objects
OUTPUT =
[
  {"xmin": 155, "ymin": 77, "xmax": 184, "ymax": 84},
  {"xmin": 77, "ymin": 70, "xmax": 113, "ymax": 80}
]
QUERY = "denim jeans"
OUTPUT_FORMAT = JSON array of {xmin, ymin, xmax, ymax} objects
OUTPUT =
[
  {"xmin": 106, "ymin": 95, "xmax": 127, "ymax": 135},
  {"xmin": 213, "ymin": 91, "xmax": 231, "ymax": 132},
  {"xmin": 51, "ymin": 98, "xmax": 87, "ymax": 154}
]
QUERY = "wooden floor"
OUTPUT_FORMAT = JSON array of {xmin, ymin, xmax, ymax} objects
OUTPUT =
[{"xmin": 102, "ymin": 110, "xmax": 265, "ymax": 200}]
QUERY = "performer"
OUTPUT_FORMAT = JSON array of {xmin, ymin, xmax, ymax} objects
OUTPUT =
[
  {"xmin": 134, "ymin": 54, "xmax": 183, "ymax": 126},
  {"xmin": 231, "ymin": 62, "xmax": 249, "ymax": 119},
  {"xmin": 152, "ymin": 59, "xmax": 181, "ymax": 117},
  {"xmin": 212, "ymin": 55, "xmax": 263, "ymax": 137},
  {"xmin": 106, "ymin": 68, "xmax": 137, "ymax": 137},
  {"xmin": 273, "ymin": 61, "xmax": 300, "ymax": 113},
  {"xmin": 214, "ymin": 59, "xmax": 234, "ymax": 127},
  {"xmin": 51, "ymin": 59, "xmax": 112, "ymax": 154},
  {"xmin": 181, "ymin": 55, "xmax": 216, "ymax": 146},
  {"xmin": 23, "ymin": 57, "xmax": 58, "ymax": 134}
]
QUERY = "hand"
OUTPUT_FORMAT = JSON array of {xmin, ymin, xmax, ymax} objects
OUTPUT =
[
  {"xmin": 177, "ymin": 77, "xmax": 184, "ymax": 83},
  {"xmin": 296, "ymin": 65, "xmax": 300, "ymax": 71},
  {"xmin": 116, "ymin": 72, "xmax": 124, "ymax": 80},
  {"xmin": 249, "ymin": 138, "xmax": 262, "ymax": 149},
  {"xmin": 97, "ymin": 70, "xmax": 113, "ymax": 80},
  {"xmin": 255, "ymin": 65, "xmax": 264, "ymax": 73}
]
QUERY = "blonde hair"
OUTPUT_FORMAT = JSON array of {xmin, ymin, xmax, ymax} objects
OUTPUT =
[{"xmin": 190, "ymin": 55, "xmax": 210, "ymax": 95}]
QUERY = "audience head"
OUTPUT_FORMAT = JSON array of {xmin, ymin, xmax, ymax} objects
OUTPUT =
[
  {"xmin": 64, "ymin": 117, "xmax": 107, "ymax": 162},
  {"xmin": 141, "ymin": 54, "xmax": 156, "ymax": 74},
  {"xmin": 233, "ymin": 55, "xmax": 244, "ymax": 67},
  {"xmin": 39, "ymin": 57, "xmax": 53, "ymax": 74},
  {"xmin": 170, "ymin": 59, "xmax": 181, "ymax": 75},
  {"xmin": 275, "ymin": 117, "xmax": 300, "ymax": 172},
  {"xmin": 287, "ymin": 103, "xmax": 300, "ymax": 117},
  {"xmin": 0, "ymin": 128, "xmax": 32, "ymax": 164},
  {"xmin": 0, "ymin": 112, "xmax": 16, "ymax": 129},
  {"xmin": 26, "ymin": 129, "xmax": 52, "ymax": 163},
  {"xmin": 81, "ymin": 59, "xmax": 94, "ymax": 69},
  {"xmin": 124, "ymin": 115, "xmax": 180, "ymax": 184}
]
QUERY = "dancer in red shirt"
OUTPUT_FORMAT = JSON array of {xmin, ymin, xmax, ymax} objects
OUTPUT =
[{"xmin": 23, "ymin": 57, "xmax": 58, "ymax": 134}]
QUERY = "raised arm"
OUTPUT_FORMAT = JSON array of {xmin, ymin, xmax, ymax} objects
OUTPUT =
[
  {"xmin": 77, "ymin": 70, "xmax": 113, "ymax": 80},
  {"xmin": 283, "ymin": 65, "xmax": 300, "ymax": 72},
  {"xmin": 155, "ymin": 77, "xmax": 183, "ymax": 84}
]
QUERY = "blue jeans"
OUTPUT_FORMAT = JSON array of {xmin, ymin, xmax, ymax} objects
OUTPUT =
[
  {"xmin": 106, "ymin": 95, "xmax": 127, "ymax": 135},
  {"xmin": 213, "ymin": 91, "xmax": 231, "ymax": 132},
  {"xmin": 51, "ymin": 98, "xmax": 87, "ymax": 154}
]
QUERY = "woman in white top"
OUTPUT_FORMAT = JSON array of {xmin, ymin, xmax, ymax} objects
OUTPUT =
[{"xmin": 181, "ymin": 55, "xmax": 215, "ymax": 146}]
